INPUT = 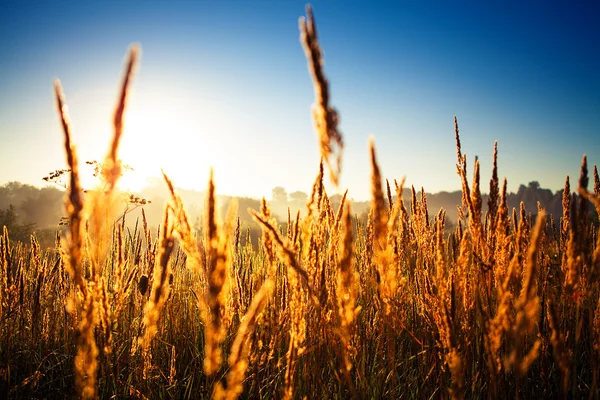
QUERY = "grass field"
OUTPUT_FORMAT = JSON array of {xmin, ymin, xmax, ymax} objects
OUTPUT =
[{"xmin": 1, "ymin": 6, "xmax": 600, "ymax": 400}]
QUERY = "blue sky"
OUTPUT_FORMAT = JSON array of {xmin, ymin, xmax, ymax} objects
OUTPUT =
[{"xmin": 0, "ymin": 0, "xmax": 598, "ymax": 200}]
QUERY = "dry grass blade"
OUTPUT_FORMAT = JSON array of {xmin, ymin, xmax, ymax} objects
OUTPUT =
[
  {"xmin": 547, "ymin": 299, "xmax": 571, "ymax": 395},
  {"xmin": 204, "ymin": 168, "xmax": 223, "ymax": 376},
  {"xmin": 161, "ymin": 170, "xmax": 205, "ymax": 281},
  {"xmin": 203, "ymin": 169, "xmax": 237, "ymax": 376},
  {"xmin": 369, "ymin": 136, "xmax": 388, "ymax": 245},
  {"xmin": 53, "ymin": 80, "xmax": 86, "ymax": 294},
  {"xmin": 594, "ymin": 164, "xmax": 600, "ymax": 196},
  {"xmin": 337, "ymin": 201, "xmax": 359, "ymax": 374},
  {"xmin": 249, "ymin": 208, "xmax": 318, "ymax": 303},
  {"xmin": 74, "ymin": 287, "xmax": 99, "ymax": 399},
  {"xmin": 105, "ymin": 45, "xmax": 139, "ymax": 190},
  {"xmin": 140, "ymin": 203, "xmax": 175, "ymax": 376},
  {"xmin": 369, "ymin": 136, "xmax": 399, "ymax": 310},
  {"xmin": 214, "ymin": 280, "xmax": 274, "ymax": 400},
  {"xmin": 577, "ymin": 155, "xmax": 589, "ymax": 229},
  {"xmin": 521, "ymin": 211, "xmax": 545, "ymax": 303},
  {"xmin": 299, "ymin": 5, "xmax": 343, "ymax": 187},
  {"xmin": 334, "ymin": 188, "xmax": 348, "ymax": 231},
  {"xmin": 488, "ymin": 141, "xmax": 499, "ymax": 232},
  {"xmin": 54, "ymin": 78, "xmax": 100, "ymax": 400},
  {"xmin": 454, "ymin": 116, "xmax": 474, "ymax": 219}
]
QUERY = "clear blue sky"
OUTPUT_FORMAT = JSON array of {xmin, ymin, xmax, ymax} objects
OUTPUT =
[{"xmin": 1, "ymin": 0, "xmax": 598, "ymax": 200}]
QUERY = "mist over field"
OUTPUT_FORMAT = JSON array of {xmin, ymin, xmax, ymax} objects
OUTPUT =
[{"xmin": 0, "ymin": 178, "xmax": 578, "ymax": 249}]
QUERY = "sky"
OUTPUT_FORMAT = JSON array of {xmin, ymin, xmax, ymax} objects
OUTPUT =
[{"xmin": 0, "ymin": 0, "xmax": 598, "ymax": 201}]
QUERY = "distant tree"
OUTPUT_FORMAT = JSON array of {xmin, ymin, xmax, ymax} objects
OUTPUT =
[
  {"xmin": 289, "ymin": 191, "xmax": 308, "ymax": 204},
  {"xmin": 19, "ymin": 186, "xmax": 64, "ymax": 227},
  {"xmin": 0, "ymin": 204, "xmax": 18, "ymax": 230},
  {"xmin": 221, "ymin": 196, "xmax": 261, "ymax": 225},
  {"xmin": 330, "ymin": 193, "xmax": 344, "ymax": 211},
  {"xmin": 0, "ymin": 182, "xmax": 39, "ymax": 210},
  {"xmin": 271, "ymin": 187, "xmax": 288, "ymax": 204},
  {"xmin": 330, "ymin": 193, "xmax": 343, "ymax": 203},
  {"xmin": 511, "ymin": 181, "xmax": 555, "ymax": 218},
  {"xmin": 0, "ymin": 204, "xmax": 36, "ymax": 243},
  {"xmin": 269, "ymin": 187, "xmax": 289, "ymax": 220}
]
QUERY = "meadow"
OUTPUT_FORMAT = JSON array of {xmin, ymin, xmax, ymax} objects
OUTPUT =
[{"xmin": 1, "ymin": 6, "xmax": 600, "ymax": 399}]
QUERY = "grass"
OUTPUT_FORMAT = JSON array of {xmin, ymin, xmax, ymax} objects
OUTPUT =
[{"xmin": 1, "ymin": 5, "xmax": 600, "ymax": 400}]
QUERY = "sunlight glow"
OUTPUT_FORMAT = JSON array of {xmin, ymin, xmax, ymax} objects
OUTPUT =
[{"xmin": 115, "ymin": 100, "xmax": 221, "ymax": 193}]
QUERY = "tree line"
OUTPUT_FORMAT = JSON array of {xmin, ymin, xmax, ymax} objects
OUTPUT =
[{"xmin": 0, "ymin": 180, "xmax": 588, "ymax": 248}]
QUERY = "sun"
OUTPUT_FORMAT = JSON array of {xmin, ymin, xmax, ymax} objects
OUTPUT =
[
  {"xmin": 113, "ymin": 102, "xmax": 217, "ymax": 194},
  {"xmin": 112, "ymin": 108, "xmax": 169, "ymax": 193},
  {"xmin": 115, "ymin": 163, "xmax": 150, "ymax": 193}
]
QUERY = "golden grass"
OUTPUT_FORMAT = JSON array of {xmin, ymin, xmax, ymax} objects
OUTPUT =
[{"xmin": 1, "ymin": 5, "xmax": 599, "ymax": 400}]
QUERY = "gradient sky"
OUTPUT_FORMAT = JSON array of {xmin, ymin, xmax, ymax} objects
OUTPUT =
[{"xmin": 1, "ymin": 0, "xmax": 598, "ymax": 200}]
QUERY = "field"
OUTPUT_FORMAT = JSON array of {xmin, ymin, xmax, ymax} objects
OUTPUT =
[{"xmin": 1, "ymin": 7, "xmax": 600, "ymax": 400}]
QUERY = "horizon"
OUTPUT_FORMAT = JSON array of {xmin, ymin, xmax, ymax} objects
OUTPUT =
[
  {"xmin": 1, "ymin": 0, "xmax": 599, "ymax": 201},
  {"xmin": 0, "ymin": 175, "xmax": 577, "ymax": 204}
]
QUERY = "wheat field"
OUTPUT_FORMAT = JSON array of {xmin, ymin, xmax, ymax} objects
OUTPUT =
[{"xmin": 1, "ymin": 6, "xmax": 600, "ymax": 400}]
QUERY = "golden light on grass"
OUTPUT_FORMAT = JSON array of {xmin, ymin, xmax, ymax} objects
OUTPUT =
[{"xmin": 2, "ymin": 4, "xmax": 600, "ymax": 400}]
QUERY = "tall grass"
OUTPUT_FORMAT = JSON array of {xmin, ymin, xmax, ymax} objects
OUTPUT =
[{"xmin": 1, "ymin": 5, "xmax": 600, "ymax": 400}]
